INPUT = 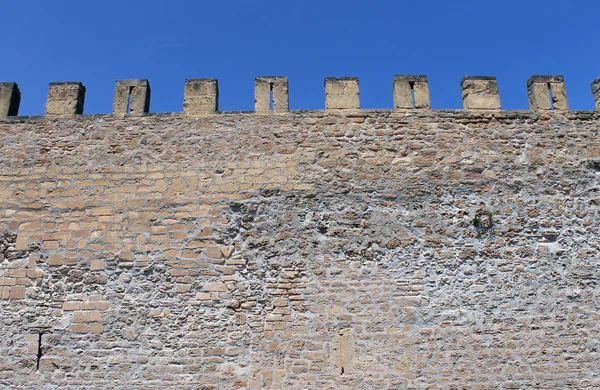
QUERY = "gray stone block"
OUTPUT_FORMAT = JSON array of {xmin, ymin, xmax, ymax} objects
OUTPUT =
[
  {"xmin": 46, "ymin": 82, "xmax": 85, "ymax": 116},
  {"xmin": 255, "ymin": 76, "xmax": 289, "ymax": 112},
  {"xmin": 184, "ymin": 79, "xmax": 219, "ymax": 115},
  {"xmin": 325, "ymin": 77, "xmax": 359, "ymax": 110},
  {"xmin": 393, "ymin": 75, "xmax": 430, "ymax": 110},
  {"xmin": 113, "ymin": 79, "xmax": 150, "ymax": 116},
  {"xmin": 461, "ymin": 76, "xmax": 501, "ymax": 110}
]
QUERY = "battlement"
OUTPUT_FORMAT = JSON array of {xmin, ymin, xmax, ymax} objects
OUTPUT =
[{"xmin": 1, "ymin": 74, "xmax": 600, "ymax": 117}]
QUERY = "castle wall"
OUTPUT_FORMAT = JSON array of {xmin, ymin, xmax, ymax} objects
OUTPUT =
[{"xmin": 0, "ymin": 76, "xmax": 600, "ymax": 389}]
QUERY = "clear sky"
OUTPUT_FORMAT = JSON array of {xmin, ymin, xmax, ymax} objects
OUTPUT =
[{"xmin": 3, "ymin": 0, "xmax": 599, "ymax": 115}]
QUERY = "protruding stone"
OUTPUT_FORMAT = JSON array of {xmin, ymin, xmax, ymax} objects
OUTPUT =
[
  {"xmin": 184, "ymin": 79, "xmax": 218, "ymax": 115},
  {"xmin": 0, "ymin": 82, "xmax": 21, "ymax": 117},
  {"xmin": 393, "ymin": 75, "xmax": 430, "ymax": 110},
  {"xmin": 325, "ymin": 77, "xmax": 359, "ymax": 110},
  {"xmin": 461, "ymin": 76, "xmax": 501, "ymax": 110},
  {"xmin": 527, "ymin": 75, "xmax": 568, "ymax": 111},
  {"xmin": 46, "ymin": 82, "xmax": 86, "ymax": 116},
  {"xmin": 113, "ymin": 79, "xmax": 150, "ymax": 115},
  {"xmin": 255, "ymin": 76, "xmax": 289, "ymax": 112},
  {"xmin": 591, "ymin": 77, "xmax": 600, "ymax": 110}
]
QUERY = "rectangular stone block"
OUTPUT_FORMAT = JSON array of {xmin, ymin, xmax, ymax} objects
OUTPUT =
[
  {"xmin": 325, "ymin": 77, "xmax": 359, "ymax": 110},
  {"xmin": 393, "ymin": 75, "xmax": 430, "ymax": 110},
  {"xmin": 461, "ymin": 76, "xmax": 501, "ymax": 110},
  {"xmin": 592, "ymin": 77, "xmax": 600, "ymax": 110},
  {"xmin": 113, "ymin": 79, "xmax": 150, "ymax": 115},
  {"xmin": 527, "ymin": 75, "xmax": 568, "ymax": 111},
  {"xmin": 46, "ymin": 82, "xmax": 86, "ymax": 116},
  {"xmin": 0, "ymin": 82, "xmax": 21, "ymax": 116},
  {"xmin": 184, "ymin": 79, "xmax": 218, "ymax": 115},
  {"xmin": 255, "ymin": 76, "xmax": 289, "ymax": 112}
]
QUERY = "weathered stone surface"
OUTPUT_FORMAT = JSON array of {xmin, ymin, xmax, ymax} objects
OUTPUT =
[
  {"xmin": 45, "ymin": 82, "xmax": 85, "ymax": 116},
  {"xmin": 325, "ymin": 77, "xmax": 359, "ymax": 110},
  {"xmin": 393, "ymin": 75, "xmax": 430, "ymax": 109},
  {"xmin": 255, "ymin": 76, "xmax": 289, "ymax": 112},
  {"xmin": 528, "ymin": 75, "xmax": 568, "ymax": 111},
  {"xmin": 113, "ymin": 79, "xmax": 150, "ymax": 115},
  {"xmin": 183, "ymin": 78, "xmax": 218, "ymax": 115},
  {"xmin": 461, "ymin": 76, "xmax": 501, "ymax": 109},
  {"xmin": 0, "ymin": 109, "xmax": 599, "ymax": 389}
]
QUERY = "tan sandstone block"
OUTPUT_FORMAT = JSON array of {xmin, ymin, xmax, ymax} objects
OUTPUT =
[
  {"xmin": 204, "ymin": 282, "xmax": 227, "ymax": 292},
  {"xmin": 63, "ymin": 301, "xmax": 81, "ymax": 311},
  {"xmin": 90, "ymin": 259, "xmax": 105, "ymax": 271},
  {"xmin": 72, "ymin": 324, "xmax": 89, "ymax": 333},
  {"xmin": 48, "ymin": 254, "xmax": 63, "ymax": 266},
  {"xmin": 10, "ymin": 286, "xmax": 25, "ymax": 299},
  {"xmin": 90, "ymin": 323, "xmax": 103, "ymax": 334}
]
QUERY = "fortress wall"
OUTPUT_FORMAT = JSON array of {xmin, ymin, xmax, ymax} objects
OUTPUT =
[{"xmin": 0, "ymin": 94, "xmax": 599, "ymax": 388}]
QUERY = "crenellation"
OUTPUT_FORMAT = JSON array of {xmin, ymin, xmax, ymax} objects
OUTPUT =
[
  {"xmin": 592, "ymin": 77, "xmax": 600, "ymax": 110},
  {"xmin": 255, "ymin": 76, "xmax": 289, "ymax": 112},
  {"xmin": 461, "ymin": 76, "xmax": 501, "ymax": 110},
  {"xmin": 183, "ymin": 78, "xmax": 218, "ymax": 115},
  {"xmin": 325, "ymin": 77, "xmax": 360, "ymax": 110},
  {"xmin": 0, "ymin": 82, "xmax": 21, "ymax": 117},
  {"xmin": 393, "ymin": 75, "xmax": 430, "ymax": 109},
  {"xmin": 1, "ymin": 75, "xmax": 599, "ymax": 116},
  {"xmin": 45, "ymin": 81, "xmax": 86, "ymax": 116},
  {"xmin": 527, "ymin": 75, "xmax": 568, "ymax": 111},
  {"xmin": 113, "ymin": 79, "xmax": 150, "ymax": 115}
]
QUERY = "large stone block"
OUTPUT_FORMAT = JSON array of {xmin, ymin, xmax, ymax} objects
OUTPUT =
[
  {"xmin": 325, "ymin": 77, "xmax": 359, "ymax": 110},
  {"xmin": 46, "ymin": 82, "xmax": 86, "ymax": 116},
  {"xmin": 461, "ymin": 76, "xmax": 501, "ymax": 110},
  {"xmin": 527, "ymin": 75, "xmax": 568, "ymax": 111},
  {"xmin": 255, "ymin": 76, "xmax": 289, "ymax": 112},
  {"xmin": 184, "ymin": 79, "xmax": 218, "ymax": 115},
  {"xmin": 0, "ymin": 82, "xmax": 20, "ymax": 117},
  {"xmin": 113, "ymin": 79, "xmax": 150, "ymax": 115},
  {"xmin": 393, "ymin": 75, "xmax": 430, "ymax": 110}
]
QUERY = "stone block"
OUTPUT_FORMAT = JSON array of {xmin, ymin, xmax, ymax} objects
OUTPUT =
[
  {"xmin": 255, "ymin": 76, "xmax": 289, "ymax": 112},
  {"xmin": 113, "ymin": 79, "xmax": 150, "ymax": 115},
  {"xmin": 0, "ymin": 82, "xmax": 20, "ymax": 116},
  {"xmin": 325, "ymin": 77, "xmax": 359, "ymax": 110},
  {"xmin": 393, "ymin": 75, "xmax": 430, "ymax": 109},
  {"xmin": 461, "ymin": 76, "xmax": 501, "ymax": 110},
  {"xmin": 10, "ymin": 286, "xmax": 25, "ymax": 299},
  {"xmin": 90, "ymin": 259, "xmax": 105, "ymax": 271},
  {"xmin": 46, "ymin": 82, "xmax": 86, "ymax": 116},
  {"xmin": 592, "ymin": 77, "xmax": 600, "ymax": 110},
  {"xmin": 184, "ymin": 79, "xmax": 218, "ymax": 115},
  {"xmin": 527, "ymin": 75, "xmax": 568, "ymax": 111}
]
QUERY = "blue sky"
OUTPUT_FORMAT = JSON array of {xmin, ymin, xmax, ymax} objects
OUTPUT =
[{"xmin": 3, "ymin": 0, "xmax": 599, "ymax": 115}]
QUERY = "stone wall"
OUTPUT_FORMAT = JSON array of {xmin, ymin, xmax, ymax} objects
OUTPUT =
[{"xmin": 0, "ymin": 108, "xmax": 599, "ymax": 389}]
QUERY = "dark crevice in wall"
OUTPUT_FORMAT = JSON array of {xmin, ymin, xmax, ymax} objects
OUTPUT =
[{"xmin": 36, "ymin": 333, "xmax": 43, "ymax": 370}]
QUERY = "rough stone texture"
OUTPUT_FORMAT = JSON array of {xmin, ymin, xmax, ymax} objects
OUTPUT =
[
  {"xmin": 325, "ymin": 77, "xmax": 359, "ymax": 110},
  {"xmin": 255, "ymin": 77, "xmax": 289, "ymax": 112},
  {"xmin": 393, "ymin": 75, "xmax": 430, "ymax": 110},
  {"xmin": 0, "ymin": 109, "xmax": 600, "ymax": 389},
  {"xmin": 45, "ymin": 82, "xmax": 86, "ymax": 116},
  {"xmin": 461, "ymin": 76, "xmax": 501, "ymax": 110},
  {"xmin": 0, "ymin": 82, "xmax": 21, "ymax": 117},
  {"xmin": 183, "ymin": 79, "xmax": 219, "ymax": 115},
  {"xmin": 113, "ymin": 79, "xmax": 151, "ymax": 116},
  {"xmin": 528, "ymin": 75, "xmax": 568, "ymax": 111},
  {"xmin": 592, "ymin": 77, "xmax": 600, "ymax": 110}
]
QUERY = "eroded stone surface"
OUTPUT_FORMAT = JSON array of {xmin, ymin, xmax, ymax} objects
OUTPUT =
[{"xmin": 0, "ymin": 110, "xmax": 599, "ymax": 389}]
